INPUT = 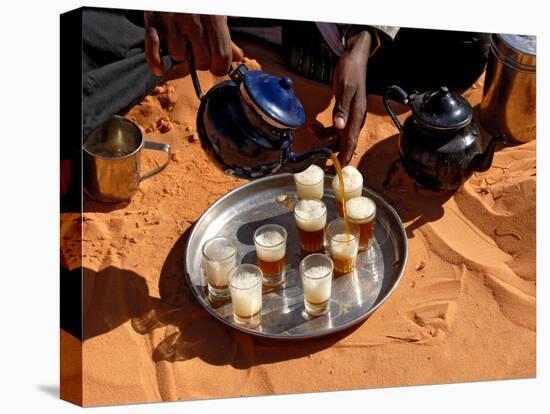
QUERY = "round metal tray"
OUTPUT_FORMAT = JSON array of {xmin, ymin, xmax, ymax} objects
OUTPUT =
[{"xmin": 184, "ymin": 173, "xmax": 408, "ymax": 340}]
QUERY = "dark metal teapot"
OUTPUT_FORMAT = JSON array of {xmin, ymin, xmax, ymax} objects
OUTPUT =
[
  {"xmin": 384, "ymin": 85, "xmax": 506, "ymax": 192},
  {"xmin": 189, "ymin": 54, "xmax": 331, "ymax": 179}
]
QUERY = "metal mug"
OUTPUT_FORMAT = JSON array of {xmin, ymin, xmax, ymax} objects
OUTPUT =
[
  {"xmin": 83, "ymin": 115, "xmax": 171, "ymax": 202},
  {"xmin": 480, "ymin": 34, "xmax": 536, "ymax": 143}
]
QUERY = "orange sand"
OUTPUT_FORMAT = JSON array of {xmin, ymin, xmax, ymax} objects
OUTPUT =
[{"xmin": 61, "ymin": 35, "xmax": 536, "ymax": 406}]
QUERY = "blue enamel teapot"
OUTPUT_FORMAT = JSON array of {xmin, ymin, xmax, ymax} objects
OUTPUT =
[{"xmin": 188, "ymin": 53, "xmax": 332, "ymax": 179}]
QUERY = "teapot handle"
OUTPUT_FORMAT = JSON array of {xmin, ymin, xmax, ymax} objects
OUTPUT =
[
  {"xmin": 187, "ymin": 50, "xmax": 247, "ymax": 100},
  {"xmin": 187, "ymin": 50, "xmax": 203, "ymax": 100},
  {"xmin": 383, "ymin": 85, "xmax": 411, "ymax": 131}
]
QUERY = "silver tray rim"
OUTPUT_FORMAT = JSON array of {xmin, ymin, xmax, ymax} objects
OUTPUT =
[{"xmin": 184, "ymin": 173, "xmax": 408, "ymax": 341}]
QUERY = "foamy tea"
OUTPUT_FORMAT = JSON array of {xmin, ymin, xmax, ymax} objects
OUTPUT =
[
  {"xmin": 253, "ymin": 225, "xmax": 287, "ymax": 287},
  {"xmin": 228, "ymin": 265, "xmax": 263, "ymax": 328},
  {"xmin": 330, "ymin": 234, "xmax": 359, "ymax": 273},
  {"xmin": 294, "ymin": 199, "xmax": 327, "ymax": 252},
  {"xmin": 331, "ymin": 165, "xmax": 363, "ymax": 217},
  {"xmin": 327, "ymin": 219, "xmax": 360, "ymax": 275},
  {"xmin": 294, "ymin": 164, "xmax": 324, "ymax": 199},
  {"xmin": 346, "ymin": 196, "xmax": 376, "ymax": 251},
  {"xmin": 303, "ymin": 266, "xmax": 332, "ymax": 303},
  {"xmin": 202, "ymin": 237, "xmax": 237, "ymax": 300},
  {"xmin": 300, "ymin": 253, "xmax": 333, "ymax": 316}
]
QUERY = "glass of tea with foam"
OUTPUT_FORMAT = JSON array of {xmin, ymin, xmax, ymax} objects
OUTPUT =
[
  {"xmin": 228, "ymin": 264, "xmax": 263, "ymax": 328},
  {"xmin": 202, "ymin": 237, "xmax": 238, "ymax": 301},
  {"xmin": 294, "ymin": 199, "xmax": 327, "ymax": 253},
  {"xmin": 346, "ymin": 196, "xmax": 376, "ymax": 251},
  {"xmin": 294, "ymin": 164, "xmax": 324, "ymax": 200},
  {"xmin": 326, "ymin": 218, "xmax": 360, "ymax": 275},
  {"xmin": 253, "ymin": 224, "xmax": 287, "ymax": 287},
  {"xmin": 331, "ymin": 165, "xmax": 363, "ymax": 217},
  {"xmin": 300, "ymin": 253, "xmax": 333, "ymax": 316}
]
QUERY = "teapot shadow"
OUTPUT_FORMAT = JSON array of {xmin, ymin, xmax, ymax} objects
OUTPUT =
[{"xmin": 357, "ymin": 133, "xmax": 453, "ymax": 239}]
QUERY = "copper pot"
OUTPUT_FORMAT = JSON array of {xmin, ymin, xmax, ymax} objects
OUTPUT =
[{"xmin": 480, "ymin": 34, "xmax": 536, "ymax": 143}]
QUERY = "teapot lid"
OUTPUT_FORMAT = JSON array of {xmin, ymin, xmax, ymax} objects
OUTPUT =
[
  {"xmin": 242, "ymin": 71, "xmax": 305, "ymax": 129},
  {"xmin": 492, "ymin": 34, "xmax": 536, "ymax": 71},
  {"xmin": 411, "ymin": 86, "xmax": 472, "ymax": 130}
]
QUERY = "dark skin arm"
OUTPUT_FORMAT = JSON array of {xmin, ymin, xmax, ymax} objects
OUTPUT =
[
  {"xmin": 144, "ymin": 14, "xmax": 369, "ymax": 164},
  {"xmin": 332, "ymin": 30, "xmax": 371, "ymax": 165},
  {"xmin": 144, "ymin": 12, "xmax": 244, "ymax": 77}
]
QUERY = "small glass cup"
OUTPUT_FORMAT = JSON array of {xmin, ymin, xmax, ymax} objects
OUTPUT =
[
  {"xmin": 300, "ymin": 253, "xmax": 333, "ymax": 316},
  {"xmin": 294, "ymin": 199, "xmax": 327, "ymax": 253},
  {"xmin": 294, "ymin": 164, "xmax": 324, "ymax": 200},
  {"xmin": 253, "ymin": 224, "xmax": 287, "ymax": 287},
  {"xmin": 331, "ymin": 166, "xmax": 363, "ymax": 217},
  {"xmin": 326, "ymin": 218, "xmax": 360, "ymax": 275},
  {"xmin": 346, "ymin": 196, "xmax": 377, "ymax": 251},
  {"xmin": 228, "ymin": 264, "xmax": 263, "ymax": 328},
  {"xmin": 202, "ymin": 237, "xmax": 238, "ymax": 301}
]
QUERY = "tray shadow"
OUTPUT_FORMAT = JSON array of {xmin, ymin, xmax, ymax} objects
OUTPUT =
[
  {"xmin": 83, "ymin": 192, "xmax": 391, "ymax": 369},
  {"xmin": 84, "ymin": 262, "xmax": 355, "ymax": 370}
]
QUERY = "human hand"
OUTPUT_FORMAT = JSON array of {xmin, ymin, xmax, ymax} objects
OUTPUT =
[
  {"xmin": 144, "ymin": 12, "xmax": 244, "ymax": 77},
  {"xmin": 332, "ymin": 30, "xmax": 371, "ymax": 165}
]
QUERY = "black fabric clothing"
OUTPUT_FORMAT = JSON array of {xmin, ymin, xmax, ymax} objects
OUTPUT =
[
  {"xmin": 282, "ymin": 21, "xmax": 337, "ymax": 84},
  {"xmin": 82, "ymin": 8, "xmax": 171, "ymax": 139},
  {"xmin": 79, "ymin": 9, "xmax": 490, "ymax": 140},
  {"xmin": 366, "ymin": 28, "xmax": 491, "ymax": 95},
  {"xmin": 279, "ymin": 21, "xmax": 490, "ymax": 94}
]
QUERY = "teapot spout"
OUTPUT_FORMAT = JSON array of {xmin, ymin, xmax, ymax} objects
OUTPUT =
[
  {"xmin": 471, "ymin": 135, "xmax": 507, "ymax": 172},
  {"xmin": 281, "ymin": 147, "xmax": 333, "ymax": 173}
]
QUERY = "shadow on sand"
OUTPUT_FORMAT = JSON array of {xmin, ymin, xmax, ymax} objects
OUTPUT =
[
  {"xmin": 83, "ymin": 194, "xmax": 131, "ymax": 213},
  {"xmin": 357, "ymin": 133, "xmax": 453, "ymax": 239},
  {"xmin": 81, "ymin": 223, "xmax": 363, "ymax": 370},
  {"xmin": 357, "ymin": 101, "xmax": 514, "ymax": 239}
]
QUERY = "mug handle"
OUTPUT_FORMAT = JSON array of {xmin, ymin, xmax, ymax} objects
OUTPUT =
[
  {"xmin": 383, "ymin": 85, "xmax": 410, "ymax": 131},
  {"xmin": 141, "ymin": 141, "xmax": 171, "ymax": 181}
]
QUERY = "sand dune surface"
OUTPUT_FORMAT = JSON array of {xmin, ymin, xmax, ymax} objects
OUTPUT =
[{"xmin": 60, "ymin": 35, "xmax": 535, "ymax": 406}]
